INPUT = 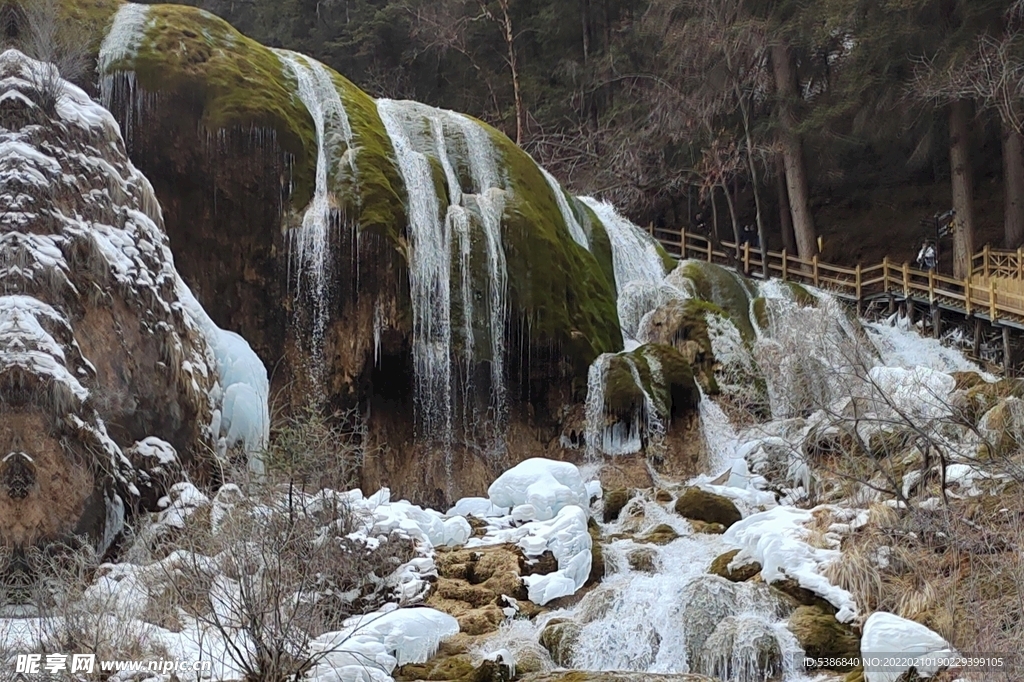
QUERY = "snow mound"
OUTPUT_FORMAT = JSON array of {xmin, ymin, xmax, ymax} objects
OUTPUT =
[
  {"xmin": 177, "ymin": 281, "xmax": 270, "ymax": 472},
  {"xmin": 488, "ymin": 458, "xmax": 589, "ymax": 522},
  {"xmin": 447, "ymin": 497, "xmax": 509, "ymax": 518},
  {"xmin": 861, "ymin": 612, "xmax": 958, "ymax": 682},
  {"xmin": 519, "ymin": 505, "xmax": 592, "ymax": 604},
  {"xmin": 722, "ymin": 506, "xmax": 857, "ymax": 622},
  {"xmin": 308, "ymin": 607, "xmax": 459, "ymax": 681}
]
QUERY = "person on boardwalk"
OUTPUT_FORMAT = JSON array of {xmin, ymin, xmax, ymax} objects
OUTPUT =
[{"xmin": 917, "ymin": 240, "xmax": 937, "ymax": 271}]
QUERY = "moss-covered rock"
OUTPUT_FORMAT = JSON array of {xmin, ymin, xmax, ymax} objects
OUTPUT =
[
  {"xmin": 627, "ymin": 547, "xmax": 658, "ymax": 572},
  {"xmin": 601, "ymin": 345, "xmax": 700, "ymax": 422},
  {"xmin": 395, "ymin": 655, "xmax": 511, "ymax": 682},
  {"xmin": 673, "ymin": 488, "xmax": 742, "ymax": 529},
  {"xmin": 638, "ymin": 523, "xmax": 680, "ymax": 545},
  {"xmin": 539, "ymin": 619, "xmax": 581, "ymax": 667},
  {"xmin": 709, "ymin": 549, "xmax": 761, "ymax": 582},
  {"xmin": 587, "ymin": 518, "xmax": 605, "ymax": 585},
  {"xmin": 770, "ymin": 578, "xmax": 837, "ymax": 614},
  {"xmin": 690, "ymin": 520, "xmax": 727, "ymax": 535},
  {"xmin": 788, "ymin": 605, "xmax": 860, "ymax": 670},
  {"xmin": 603, "ymin": 488, "xmax": 632, "ymax": 523},
  {"xmin": 675, "ymin": 261, "xmax": 758, "ymax": 342},
  {"xmin": 634, "ymin": 299, "xmax": 719, "ymax": 393}
]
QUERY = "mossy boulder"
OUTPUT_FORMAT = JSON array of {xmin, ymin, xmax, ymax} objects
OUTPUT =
[
  {"xmin": 638, "ymin": 523, "xmax": 680, "ymax": 545},
  {"xmin": 601, "ymin": 344, "xmax": 701, "ymax": 422},
  {"xmin": 602, "ymin": 488, "xmax": 633, "ymax": 523},
  {"xmin": 627, "ymin": 547, "xmax": 658, "ymax": 572},
  {"xmin": 587, "ymin": 518, "xmax": 605, "ymax": 585},
  {"xmin": 788, "ymin": 605, "xmax": 860, "ymax": 670},
  {"xmin": 633, "ymin": 299, "xmax": 719, "ymax": 393},
  {"xmin": 395, "ymin": 654, "xmax": 511, "ymax": 682},
  {"xmin": 709, "ymin": 549, "xmax": 761, "ymax": 582},
  {"xmin": 770, "ymin": 578, "xmax": 837, "ymax": 614},
  {"xmin": 675, "ymin": 261, "xmax": 758, "ymax": 343},
  {"xmin": 673, "ymin": 488, "xmax": 742, "ymax": 529},
  {"xmin": 539, "ymin": 619, "xmax": 581, "ymax": 667},
  {"xmin": 690, "ymin": 520, "xmax": 727, "ymax": 535}
]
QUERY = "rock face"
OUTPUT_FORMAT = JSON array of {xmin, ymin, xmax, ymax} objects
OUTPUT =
[
  {"xmin": 0, "ymin": 49, "xmax": 224, "ymax": 556},
  {"xmin": 673, "ymin": 488, "xmax": 742, "ymax": 529},
  {"xmin": 76, "ymin": 0, "xmax": 673, "ymax": 502}
]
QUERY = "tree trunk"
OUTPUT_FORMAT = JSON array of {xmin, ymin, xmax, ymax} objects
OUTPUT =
[
  {"xmin": 723, "ymin": 180, "xmax": 740, "ymax": 251},
  {"xmin": 949, "ymin": 99, "xmax": 976, "ymax": 278},
  {"xmin": 1002, "ymin": 118, "xmax": 1024, "ymax": 248},
  {"xmin": 497, "ymin": 0, "xmax": 523, "ymax": 145},
  {"xmin": 771, "ymin": 43, "xmax": 817, "ymax": 260},
  {"xmin": 776, "ymin": 154, "xmax": 795, "ymax": 253}
]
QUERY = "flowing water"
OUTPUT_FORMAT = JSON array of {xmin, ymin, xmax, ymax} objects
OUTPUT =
[
  {"xmin": 277, "ymin": 50, "xmax": 357, "ymax": 402},
  {"xmin": 375, "ymin": 101, "xmax": 513, "ymax": 451}
]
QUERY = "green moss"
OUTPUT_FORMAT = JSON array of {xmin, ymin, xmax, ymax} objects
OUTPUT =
[
  {"xmin": 329, "ymin": 72, "xmax": 407, "ymax": 248},
  {"xmin": 788, "ymin": 605, "xmax": 860, "ymax": 670},
  {"xmin": 709, "ymin": 549, "xmax": 761, "ymax": 582},
  {"xmin": 752, "ymin": 297, "xmax": 769, "ymax": 331},
  {"xmin": 655, "ymin": 241, "xmax": 678, "ymax": 274},
  {"xmin": 493, "ymin": 128, "xmax": 620, "ymax": 371},
  {"xmin": 600, "ymin": 345, "xmax": 699, "ymax": 420},
  {"xmin": 678, "ymin": 261, "xmax": 757, "ymax": 342},
  {"xmin": 785, "ymin": 282, "xmax": 818, "ymax": 307},
  {"xmin": 113, "ymin": 5, "xmax": 318, "ymax": 207},
  {"xmin": 59, "ymin": 0, "xmax": 123, "ymax": 53},
  {"xmin": 579, "ymin": 201, "xmax": 618, "ymax": 299},
  {"xmin": 673, "ymin": 487, "xmax": 742, "ymax": 528},
  {"xmin": 639, "ymin": 523, "xmax": 680, "ymax": 545}
]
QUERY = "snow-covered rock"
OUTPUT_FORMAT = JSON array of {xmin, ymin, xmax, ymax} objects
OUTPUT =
[
  {"xmin": 722, "ymin": 506, "xmax": 857, "ymax": 622},
  {"xmin": 861, "ymin": 612, "xmax": 958, "ymax": 682},
  {"xmin": 488, "ymin": 458, "xmax": 589, "ymax": 522}
]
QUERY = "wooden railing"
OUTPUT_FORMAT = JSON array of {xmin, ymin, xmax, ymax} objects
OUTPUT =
[
  {"xmin": 649, "ymin": 226, "xmax": 1024, "ymax": 326},
  {"xmin": 971, "ymin": 244, "xmax": 1024, "ymax": 279}
]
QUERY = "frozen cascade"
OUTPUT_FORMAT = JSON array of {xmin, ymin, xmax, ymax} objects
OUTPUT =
[
  {"xmin": 541, "ymin": 167, "xmax": 588, "ymax": 249},
  {"xmin": 580, "ymin": 197, "xmax": 669, "ymax": 345},
  {"xmin": 375, "ymin": 100, "xmax": 511, "ymax": 449},
  {"xmin": 698, "ymin": 388, "xmax": 739, "ymax": 477},
  {"xmin": 377, "ymin": 99, "xmax": 453, "ymax": 447},
  {"xmin": 277, "ymin": 50, "xmax": 356, "ymax": 401},
  {"xmin": 583, "ymin": 353, "xmax": 611, "ymax": 461},
  {"xmin": 482, "ymin": 495, "xmax": 810, "ymax": 682}
]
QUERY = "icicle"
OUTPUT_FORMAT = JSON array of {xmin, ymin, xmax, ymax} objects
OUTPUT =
[{"xmin": 540, "ymin": 167, "xmax": 588, "ymax": 249}]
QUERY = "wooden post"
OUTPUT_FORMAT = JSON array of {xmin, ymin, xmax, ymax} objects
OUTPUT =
[
  {"xmin": 706, "ymin": 240, "xmax": 712, "ymax": 263},
  {"xmin": 813, "ymin": 255, "xmax": 819, "ymax": 287},
  {"xmin": 902, "ymin": 262, "xmax": 910, "ymax": 297},
  {"xmin": 906, "ymin": 299, "xmax": 915, "ymax": 324},
  {"xmin": 1018, "ymin": 247, "xmax": 1023, "ymax": 279},
  {"xmin": 681, "ymin": 227, "xmax": 687, "ymax": 258},
  {"xmin": 928, "ymin": 269, "xmax": 935, "ymax": 305},
  {"xmin": 973, "ymin": 318, "xmax": 983, "ymax": 358},
  {"xmin": 965, "ymin": 278, "xmax": 973, "ymax": 316},
  {"xmin": 855, "ymin": 264, "xmax": 863, "ymax": 315},
  {"xmin": 781, "ymin": 249, "xmax": 788, "ymax": 281},
  {"xmin": 1004, "ymin": 325, "xmax": 1013, "ymax": 373},
  {"xmin": 984, "ymin": 244, "xmax": 991, "ymax": 279},
  {"xmin": 990, "ymin": 279, "xmax": 998, "ymax": 322},
  {"xmin": 743, "ymin": 241, "xmax": 750, "ymax": 276},
  {"xmin": 888, "ymin": 292, "xmax": 896, "ymax": 315},
  {"xmin": 931, "ymin": 305, "xmax": 941, "ymax": 339},
  {"xmin": 883, "ymin": 256, "xmax": 890, "ymax": 290}
]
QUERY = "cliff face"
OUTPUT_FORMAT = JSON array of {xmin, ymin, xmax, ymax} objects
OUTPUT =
[{"xmin": 0, "ymin": 48, "xmax": 225, "ymax": 554}]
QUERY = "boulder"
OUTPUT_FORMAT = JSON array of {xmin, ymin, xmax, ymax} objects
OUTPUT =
[
  {"xmin": 978, "ymin": 397, "xmax": 1024, "ymax": 457},
  {"xmin": 603, "ymin": 488, "xmax": 632, "ymax": 523},
  {"xmin": 673, "ymin": 488, "xmax": 742, "ymax": 528},
  {"xmin": 627, "ymin": 547, "xmax": 658, "ymax": 573},
  {"xmin": 639, "ymin": 524, "xmax": 680, "ymax": 545},
  {"xmin": 708, "ymin": 550, "xmax": 761, "ymax": 582},
  {"xmin": 587, "ymin": 519, "xmax": 605, "ymax": 585},
  {"xmin": 788, "ymin": 605, "xmax": 860, "ymax": 670},
  {"xmin": 520, "ymin": 675, "xmax": 719, "ymax": 682},
  {"xmin": 395, "ymin": 654, "xmax": 511, "ymax": 682},
  {"xmin": 539, "ymin": 619, "xmax": 581, "ymax": 667}
]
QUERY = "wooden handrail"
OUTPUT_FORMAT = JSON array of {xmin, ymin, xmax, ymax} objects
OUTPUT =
[{"xmin": 653, "ymin": 226, "xmax": 1024, "ymax": 323}]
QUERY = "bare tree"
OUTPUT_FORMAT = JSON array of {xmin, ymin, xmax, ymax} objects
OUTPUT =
[{"xmin": 12, "ymin": 0, "xmax": 88, "ymax": 111}]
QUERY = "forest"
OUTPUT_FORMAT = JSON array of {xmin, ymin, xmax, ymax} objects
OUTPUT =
[{"xmin": 151, "ymin": 0, "xmax": 1024, "ymax": 276}]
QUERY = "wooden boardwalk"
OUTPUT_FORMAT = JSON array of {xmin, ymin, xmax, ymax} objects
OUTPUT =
[{"xmin": 649, "ymin": 227, "xmax": 1024, "ymax": 330}]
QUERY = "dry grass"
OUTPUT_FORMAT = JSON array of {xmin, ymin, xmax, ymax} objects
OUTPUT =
[{"xmin": 831, "ymin": 490, "xmax": 1024, "ymax": 657}]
